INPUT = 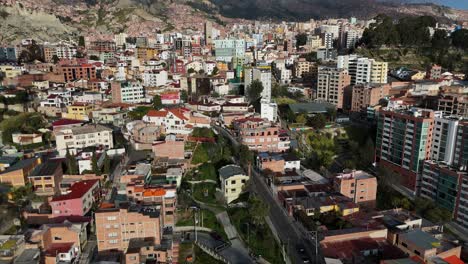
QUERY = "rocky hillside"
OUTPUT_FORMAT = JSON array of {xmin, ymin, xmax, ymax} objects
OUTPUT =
[{"xmin": 0, "ymin": 0, "xmax": 467, "ymax": 44}]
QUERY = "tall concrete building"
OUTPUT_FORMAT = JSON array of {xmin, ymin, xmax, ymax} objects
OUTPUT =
[
  {"xmin": 316, "ymin": 66, "xmax": 351, "ymax": 109},
  {"xmin": 430, "ymin": 116, "xmax": 462, "ymax": 166},
  {"xmin": 261, "ymin": 99, "xmax": 278, "ymax": 122},
  {"xmin": 111, "ymin": 81, "xmax": 145, "ymax": 104},
  {"xmin": 345, "ymin": 30, "xmax": 361, "ymax": 49},
  {"xmin": 338, "ymin": 55, "xmax": 388, "ymax": 85},
  {"xmin": 454, "ymin": 121, "xmax": 468, "ymax": 169},
  {"xmin": 244, "ymin": 67, "xmax": 272, "ymax": 101},
  {"xmin": 350, "ymin": 83, "xmax": 390, "ymax": 112},
  {"xmin": 214, "ymin": 39, "xmax": 245, "ymax": 62},
  {"xmin": 375, "ymin": 108, "xmax": 435, "ymax": 193},
  {"xmin": 420, "ymin": 161, "xmax": 468, "ymax": 230},
  {"xmin": 204, "ymin": 21, "xmax": 213, "ymax": 46}
]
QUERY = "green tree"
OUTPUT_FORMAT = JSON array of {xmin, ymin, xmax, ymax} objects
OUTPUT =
[
  {"xmin": 78, "ymin": 36, "xmax": 86, "ymax": 47},
  {"xmin": 295, "ymin": 33, "xmax": 307, "ymax": 49},
  {"xmin": 307, "ymin": 114, "xmax": 326, "ymax": 129},
  {"xmin": 191, "ymin": 127, "xmax": 215, "ymax": 138},
  {"xmin": 52, "ymin": 55, "xmax": 60, "ymax": 64},
  {"xmin": 300, "ymin": 52, "xmax": 317, "ymax": 62},
  {"xmin": 187, "ymin": 68, "xmax": 195, "ymax": 74},
  {"xmin": 431, "ymin": 29, "xmax": 450, "ymax": 51},
  {"xmin": 211, "ymin": 66, "xmax": 219, "ymax": 76},
  {"xmin": 153, "ymin": 95, "xmax": 163, "ymax": 110},
  {"xmin": 66, "ymin": 148, "xmax": 78, "ymax": 175},
  {"xmin": 91, "ymin": 152, "xmax": 101, "ymax": 176},
  {"xmin": 326, "ymin": 107, "xmax": 337, "ymax": 122},
  {"xmin": 128, "ymin": 106, "xmax": 151, "ymax": 120},
  {"xmin": 89, "ymin": 55, "xmax": 100, "ymax": 61},
  {"xmin": 238, "ymin": 145, "xmax": 254, "ymax": 167},
  {"xmin": 180, "ymin": 90, "xmax": 188, "ymax": 102},
  {"xmin": 103, "ymin": 155, "xmax": 111, "ymax": 175},
  {"xmin": 246, "ymin": 80, "xmax": 264, "ymax": 103},
  {"xmin": 248, "ymin": 195, "xmax": 269, "ymax": 227},
  {"xmin": 451, "ymin": 29, "xmax": 468, "ymax": 50},
  {"xmin": 358, "ymin": 137, "xmax": 375, "ymax": 168},
  {"xmin": 296, "ymin": 114, "xmax": 307, "ymax": 124}
]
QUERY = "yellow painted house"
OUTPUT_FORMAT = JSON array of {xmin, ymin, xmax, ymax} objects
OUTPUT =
[
  {"xmin": 0, "ymin": 65, "xmax": 22, "ymax": 79},
  {"xmin": 299, "ymin": 195, "xmax": 360, "ymax": 217},
  {"xmin": 62, "ymin": 103, "xmax": 94, "ymax": 121}
]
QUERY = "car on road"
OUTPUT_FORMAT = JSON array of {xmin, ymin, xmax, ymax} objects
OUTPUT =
[
  {"xmin": 297, "ymin": 246, "xmax": 310, "ymax": 263},
  {"xmin": 210, "ymin": 232, "xmax": 223, "ymax": 241}
]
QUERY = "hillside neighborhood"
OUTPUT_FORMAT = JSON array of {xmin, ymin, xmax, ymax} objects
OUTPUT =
[{"xmin": 0, "ymin": 3, "xmax": 467, "ymax": 264}]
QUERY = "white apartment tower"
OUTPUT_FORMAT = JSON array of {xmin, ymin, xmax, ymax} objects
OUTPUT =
[{"xmin": 244, "ymin": 67, "xmax": 272, "ymax": 101}]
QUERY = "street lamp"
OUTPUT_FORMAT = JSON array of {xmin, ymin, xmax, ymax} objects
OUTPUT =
[
  {"xmin": 308, "ymin": 231, "xmax": 319, "ymax": 263},
  {"xmin": 190, "ymin": 206, "xmax": 200, "ymax": 242}
]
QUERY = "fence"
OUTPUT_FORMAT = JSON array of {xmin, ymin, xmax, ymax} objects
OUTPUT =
[{"xmin": 194, "ymin": 241, "xmax": 231, "ymax": 264}]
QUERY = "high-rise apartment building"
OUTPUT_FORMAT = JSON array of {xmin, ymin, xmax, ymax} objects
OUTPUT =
[
  {"xmin": 317, "ymin": 66, "xmax": 351, "ymax": 109},
  {"xmin": 430, "ymin": 116, "xmax": 461, "ymax": 166},
  {"xmin": 338, "ymin": 55, "xmax": 388, "ymax": 85},
  {"xmin": 345, "ymin": 30, "xmax": 361, "ymax": 49},
  {"xmin": 244, "ymin": 67, "xmax": 272, "ymax": 101},
  {"xmin": 214, "ymin": 39, "xmax": 245, "ymax": 62},
  {"xmin": 204, "ymin": 21, "xmax": 213, "ymax": 46},
  {"xmin": 420, "ymin": 161, "xmax": 468, "ymax": 229},
  {"xmin": 111, "ymin": 81, "xmax": 145, "ymax": 104},
  {"xmin": 375, "ymin": 108, "xmax": 435, "ymax": 192}
]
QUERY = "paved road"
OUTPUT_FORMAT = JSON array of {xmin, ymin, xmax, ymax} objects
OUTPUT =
[
  {"xmin": 216, "ymin": 125, "xmax": 323, "ymax": 263},
  {"xmin": 181, "ymin": 231, "xmax": 253, "ymax": 264},
  {"xmin": 78, "ymin": 236, "xmax": 96, "ymax": 264},
  {"xmin": 216, "ymin": 211, "xmax": 253, "ymax": 264}
]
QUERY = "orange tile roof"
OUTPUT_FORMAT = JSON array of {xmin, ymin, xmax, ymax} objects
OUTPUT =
[
  {"xmin": 143, "ymin": 188, "xmax": 166, "ymax": 197},
  {"xmin": 169, "ymin": 108, "xmax": 189, "ymax": 121},
  {"xmin": 443, "ymin": 256, "xmax": 465, "ymax": 264},
  {"xmin": 146, "ymin": 109, "xmax": 168, "ymax": 117}
]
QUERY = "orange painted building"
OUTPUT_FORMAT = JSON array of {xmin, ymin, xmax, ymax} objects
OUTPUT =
[
  {"xmin": 334, "ymin": 170, "xmax": 377, "ymax": 208},
  {"xmin": 95, "ymin": 205, "xmax": 161, "ymax": 252}
]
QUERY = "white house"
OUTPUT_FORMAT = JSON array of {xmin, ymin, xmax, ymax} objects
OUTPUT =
[
  {"xmin": 204, "ymin": 61, "xmax": 217, "ymax": 75},
  {"xmin": 143, "ymin": 70, "xmax": 168, "ymax": 87},
  {"xmin": 55, "ymin": 124, "xmax": 114, "ymax": 156},
  {"xmin": 260, "ymin": 99, "xmax": 278, "ymax": 122}
]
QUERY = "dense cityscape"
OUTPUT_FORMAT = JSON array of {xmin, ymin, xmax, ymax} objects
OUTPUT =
[{"xmin": 0, "ymin": 1, "xmax": 467, "ymax": 264}]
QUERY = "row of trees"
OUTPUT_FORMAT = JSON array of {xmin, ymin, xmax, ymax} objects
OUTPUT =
[
  {"xmin": 361, "ymin": 15, "xmax": 436, "ymax": 47},
  {"xmin": 271, "ymin": 83, "xmax": 304, "ymax": 100}
]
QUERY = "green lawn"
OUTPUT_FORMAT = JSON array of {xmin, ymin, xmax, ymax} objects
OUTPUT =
[
  {"xmin": 0, "ymin": 239, "xmax": 16, "ymax": 250},
  {"xmin": 228, "ymin": 208, "xmax": 285, "ymax": 264},
  {"xmin": 192, "ymin": 183, "xmax": 218, "ymax": 205},
  {"xmin": 176, "ymin": 208, "xmax": 227, "ymax": 239},
  {"xmin": 186, "ymin": 164, "xmax": 218, "ymax": 182},
  {"xmin": 196, "ymin": 164, "xmax": 217, "ymax": 181}
]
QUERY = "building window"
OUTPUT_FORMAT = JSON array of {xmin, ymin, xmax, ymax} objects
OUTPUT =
[
  {"xmin": 231, "ymin": 188, "xmax": 236, "ymax": 192},
  {"xmin": 231, "ymin": 180, "xmax": 236, "ymax": 184},
  {"xmin": 107, "ymin": 216, "xmax": 117, "ymax": 221}
]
